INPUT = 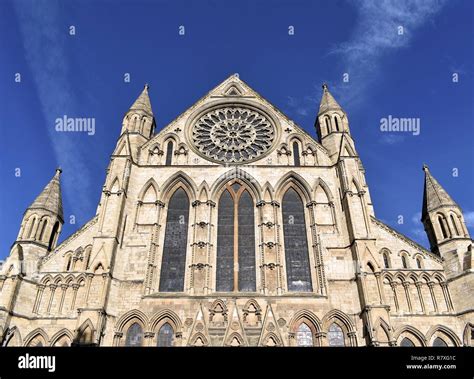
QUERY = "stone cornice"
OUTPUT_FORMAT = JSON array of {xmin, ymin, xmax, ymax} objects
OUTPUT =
[{"xmin": 371, "ymin": 216, "xmax": 443, "ymax": 264}]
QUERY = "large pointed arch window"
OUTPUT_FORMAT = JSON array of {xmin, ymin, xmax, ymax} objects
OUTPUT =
[
  {"xmin": 159, "ymin": 188, "xmax": 189, "ymax": 292},
  {"xmin": 282, "ymin": 188, "xmax": 312, "ymax": 292},
  {"xmin": 216, "ymin": 182, "xmax": 256, "ymax": 292}
]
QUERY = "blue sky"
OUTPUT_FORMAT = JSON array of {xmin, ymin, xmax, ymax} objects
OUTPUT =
[{"xmin": 0, "ymin": 0, "xmax": 473, "ymax": 259}]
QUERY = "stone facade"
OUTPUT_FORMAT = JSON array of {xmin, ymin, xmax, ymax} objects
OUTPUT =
[{"xmin": 1, "ymin": 75, "xmax": 473, "ymax": 347}]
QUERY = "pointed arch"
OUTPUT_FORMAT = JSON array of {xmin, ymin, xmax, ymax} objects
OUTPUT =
[
  {"xmin": 26, "ymin": 214, "xmax": 38, "ymax": 239},
  {"xmin": 160, "ymin": 171, "xmax": 197, "ymax": 202},
  {"xmin": 290, "ymin": 310, "xmax": 322, "ymax": 332},
  {"xmin": 115, "ymin": 309, "xmax": 149, "ymax": 333},
  {"xmin": 322, "ymin": 309, "xmax": 356, "ymax": 332},
  {"xmin": 312, "ymin": 178, "xmax": 334, "ymax": 202},
  {"xmin": 75, "ymin": 319, "xmax": 95, "ymax": 345},
  {"xmin": 242, "ymin": 299, "xmax": 262, "ymax": 326},
  {"xmin": 109, "ymin": 177, "xmax": 120, "ymax": 193},
  {"xmin": 350, "ymin": 177, "xmax": 362, "ymax": 193},
  {"xmin": 225, "ymin": 332, "xmax": 246, "ymax": 347},
  {"xmin": 211, "ymin": 168, "xmax": 263, "ymax": 200},
  {"xmin": 426, "ymin": 325, "xmax": 461, "ymax": 347},
  {"xmin": 261, "ymin": 182, "xmax": 274, "ymax": 202},
  {"xmin": 275, "ymin": 171, "xmax": 312, "ymax": 203},
  {"xmin": 50, "ymin": 329, "xmax": 74, "ymax": 347},
  {"xmin": 260, "ymin": 332, "xmax": 283, "ymax": 347},
  {"xmin": 394, "ymin": 325, "xmax": 427, "ymax": 347},
  {"xmin": 3, "ymin": 326, "xmax": 22, "ymax": 347},
  {"xmin": 24, "ymin": 328, "xmax": 49, "ymax": 347},
  {"xmin": 188, "ymin": 332, "xmax": 209, "ymax": 346},
  {"xmin": 197, "ymin": 182, "xmax": 210, "ymax": 202},
  {"xmin": 322, "ymin": 309, "xmax": 357, "ymax": 346},
  {"xmin": 463, "ymin": 323, "xmax": 474, "ymax": 346},
  {"xmin": 38, "ymin": 217, "xmax": 49, "ymax": 241},
  {"xmin": 150, "ymin": 309, "xmax": 183, "ymax": 334},
  {"xmin": 209, "ymin": 300, "xmax": 228, "ymax": 325},
  {"xmin": 373, "ymin": 317, "xmax": 392, "ymax": 345},
  {"xmin": 138, "ymin": 178, "xmax": 159, "ymax": 201}
]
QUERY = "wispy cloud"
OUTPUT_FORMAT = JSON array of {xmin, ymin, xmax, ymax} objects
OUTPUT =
[
  {"xmin": 330, "ymin": 0, "xmax": 447, "ymax": 105},
  {"xmin": 464, "ymin": 211, "xmax": 474, "ymax": 228},
  {"xmin": 13, "ymin": 0, "xmax": 92, "ymax": 219},
  {"xmin": 411, "ymin": 211, "xmax": 422, "ymax": 224},
  {"xmin": 380, "ymin": 134, "xmax": 406, "ymax": 145}
]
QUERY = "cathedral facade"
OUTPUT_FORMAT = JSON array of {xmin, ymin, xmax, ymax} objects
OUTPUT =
[{"xmin": 1, "ymin": 75, "xmax": 473, "ymax": 347}]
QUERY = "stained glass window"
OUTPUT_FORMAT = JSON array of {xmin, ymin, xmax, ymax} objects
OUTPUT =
[
  {"xmin": 125, "ymin": 323, "xmax": 143, "ymax": 347},
  {"xmin": 400, "ymin": 337, "xmax": 415, "ymax": 347},
  {"xmin": 216, "ymin": 190, "xmax": 235, "ymax": 291},
  {"xmin": 216, "ymin": 185, "xmax": 256, "ymax": 292},
  {"xmin": 282, "ymin": 188, "xmax": 312, "ymax": 292},
  {"xmin": 159, "ymin": 188, "xmax": 189, "ymax": 292},
  {"xmin": 293, "ymin": 142, "xmax": 300, "ymax": 167},
  {"xmin": 296, "ymin": 323, "xmax": 313, "ymax": 346},
  {"xmin": 433, "ymin": 337, "xmax": 447, "ymax": 347},
  {"xmin": 238, "ymin": 191, "xmax": 256, "ymax": 292},
  {"xmin": 157, "ymin": 323, "xmax": 174, "ymax": 347},
  {"xmin": 328, "ymin": 323, "xmax": 345, "ymax": 346},
  {"xmin": 165, "ymin": 141, "xmax": 173, "ymax": 166}
]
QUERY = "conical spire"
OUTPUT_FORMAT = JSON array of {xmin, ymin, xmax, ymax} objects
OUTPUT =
[
  {"xmin": 422, "ymin": 164, "xmax": 459, "ymax": 219},
  {"xmin": 318, "ymin": 83, "xmax": 343, "ymax": 115},
  {"xmin": 28, "ymin": 168, "xmax": 64, "ymax": 220},
  {"xmin": 129, "ymin": 84, "xmax": 153, "ymax": 115}
]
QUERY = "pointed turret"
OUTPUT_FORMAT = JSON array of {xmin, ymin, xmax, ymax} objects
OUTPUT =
[
  {"xmin": 17, "ymin": 168, "xmax": 64, "ymax": 249},
  {"xmin": 421, "ymin": 165, "xmax": 471, "ymax": 265},
  {"xmin": 422, "ymin": 164, "xmax": 459, "ymax": 220},
  {"xmin": 318, "ymin": 83, "xmax": 343, "ymax": 116},
  {"xmin": 27, "ymin": 168, "xmax": 64, "ymax": 221},
  {"xmin": 129, "ymin": 84, "xmax": 153, "ymax": 116},
  {"xmin": 315, "ymin": 83, "xmax": 355, "ymax": 161},
  {"xmin": 120, "ymin": 84, "xmax": 155, "ymax": 139},
  {"xmin": 6, "ymin": 168, "xmax": 65, "ymax": 276}
]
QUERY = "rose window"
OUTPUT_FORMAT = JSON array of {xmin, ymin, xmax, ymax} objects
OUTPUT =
[{"xmin": 192, "ymin": 106, "xmax": 275, "ymax": 163}]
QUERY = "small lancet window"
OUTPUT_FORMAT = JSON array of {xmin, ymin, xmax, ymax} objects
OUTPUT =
[
  {"xmin": 293, "ymin": 142, "xmax": 300, "ymax": 166},
  {"xmin": 165, "ymin": 141, "xmax": 173, "ymax": 166},
  {"xmin": 401, "ymin": 255, "xmax": 408, "ymax": 269},
  {"xmin": 383, "ymin": 252, "xmax": 390, "ymax": 269}
]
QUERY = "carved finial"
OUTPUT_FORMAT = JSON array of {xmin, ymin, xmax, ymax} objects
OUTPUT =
[
  {"xmin": 322, "ymin": 83, "xmax": 329, "ymax": 91},
  {"xmin": 144, "ymin": 83, "xmax": 149, "ymax": 90},
  {"xmin": 422, "ymin": 164, "xmax": 429, "ymax": 172},
  {"xmin": 55, "ymin": 167, "xmax": 62, "ymax": 175}
]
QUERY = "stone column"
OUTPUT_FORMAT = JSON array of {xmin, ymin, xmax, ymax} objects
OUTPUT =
[
  {"xmin": 402, "ymin": 282, "xmax": 412, "ymax": 313},
  {"xmin": 113, "ymin": 331, "xmax": 123, "ymax": 347},
  {"xmin": 84, "ymin": 273, "xmax": 94, "ymax": 303},
  {"xmin": 306, "ymin": 201, "xmax": 326, "ymax": 296},
  {"xmin": 46, "ymin": 284, "xmax": 57, "ymax": 314},
  {"xmin": 414, "ymin": 281, "xmax": 426, "ymax": 314},
  {"xmin": 390, "ymin": 282, "xmax": 399, "ymax": 313},
  {"xmin": 70, "ymin": 284, "xmax": 79, "ymax": 310},
  {"xmin": 440, "ymin": 282, "xmax": 454, "ymax": 312},
  {"xmin": 375, "ymin": 272, "xmax": 384, "ymax": 305},
  {"xmin": 428, "ymin": 282, "xmax": 439, "ymax": 313},
  {"xmin": 32, "ymin": 284, "xmax": 45, "ymax": 314},
  {"xmin": 144, "ymin": 332, "xmax": 155, "ymax": 347},
  {"xmin": 58, "ymin": 284, "xmax": 68, "ymax": 313}
]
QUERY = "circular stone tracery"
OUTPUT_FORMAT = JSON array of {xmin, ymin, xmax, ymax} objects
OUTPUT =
[{"xmin": 192, "ymin": 106, "xmax": 275, "ymax": 163}]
